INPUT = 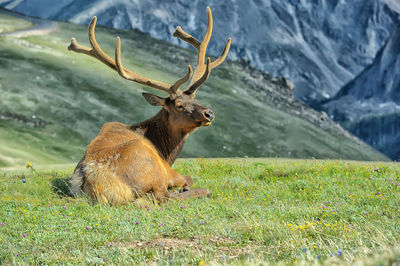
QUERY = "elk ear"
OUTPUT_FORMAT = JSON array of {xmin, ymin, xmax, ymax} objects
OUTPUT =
[{"xmin": 142, "ymin": 93, "xmax": 167, "ymax": 106}]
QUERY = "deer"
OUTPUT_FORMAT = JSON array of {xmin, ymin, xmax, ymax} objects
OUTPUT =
[{"xmin": 68, "ymin": 7, "xmax": 231, "ymax": 205}]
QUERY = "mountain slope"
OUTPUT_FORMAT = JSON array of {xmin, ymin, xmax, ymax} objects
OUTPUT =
[
  {"xmin": 0, "ymin": 0, "xmax": 398, "ymax": 106},
  {"xmin": 0, "ymin": 13, "xmax": 388, "ymax": 167},
  {"xmin": 322, "ymin": 22, "xmax": 400, "ymax": 160}
]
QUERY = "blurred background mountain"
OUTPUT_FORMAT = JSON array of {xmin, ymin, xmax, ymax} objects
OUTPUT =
[{"xmin": 0, "ymin": 0, "xmax": 398, "ymax": 164}]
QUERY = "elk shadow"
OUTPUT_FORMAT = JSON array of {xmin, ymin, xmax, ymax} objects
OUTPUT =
[{"xmin": 51, "ymin": 177, "xmax": 73, "ymax": 198}]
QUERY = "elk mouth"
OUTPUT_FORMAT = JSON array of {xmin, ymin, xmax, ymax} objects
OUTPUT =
[{"xmin": 201, "ymin": 121, "xmax": 212, "ymax": 127}]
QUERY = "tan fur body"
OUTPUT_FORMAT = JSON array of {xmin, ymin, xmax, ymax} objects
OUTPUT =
[{"xmin": 70, "ymin": 121, "xmax": 191, "ymax": 205}]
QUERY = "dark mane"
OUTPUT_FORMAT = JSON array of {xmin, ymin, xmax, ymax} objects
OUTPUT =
[{"xmin": 131, "ymin": 109, "xmax": 189, "ymax": 165}]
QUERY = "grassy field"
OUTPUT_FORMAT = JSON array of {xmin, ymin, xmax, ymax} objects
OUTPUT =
[{"xmin": 0, "ymin": 158, "xmax": 399, "ymax": 265}]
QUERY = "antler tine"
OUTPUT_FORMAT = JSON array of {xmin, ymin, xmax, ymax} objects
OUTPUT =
[
  {"xmin": 169, "ymin": 65, "xmax": 193, "ymax": 97},
  {"xmin": 198, "ymin": 7, "xmax": 213, "ymax": 65},
  {"xmin": 68, "ymin": 38, "xmax": 91, "ymax": 56},
  {"xmin": 88, "ymin": 16, "xmax": 115, "ymax": 68},
  {"xmin": 173, "ymin": 7, "xmax": 213, "ymax": 65},
  {"xmin": 185, "ymin": 58, "xmax": 211, "ymax": 96},
  {"xmin": 210, "ymin": 38, "xmax": 232, "ymax": 69},
  {"xmin": 173, "ymin": 26, "xmax": 200, "ymax": 49},
  {"xmin": 115, "ymin": 37, "xmax": 127, "ymax": 77}
]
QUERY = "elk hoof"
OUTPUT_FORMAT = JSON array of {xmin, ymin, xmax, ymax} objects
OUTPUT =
[{"xmin": 183, "ymin": 175, "xmax": 194, "ymax": 187}]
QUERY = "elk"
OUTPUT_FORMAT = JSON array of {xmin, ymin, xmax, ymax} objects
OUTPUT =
[{"xmin": 68, "ymin": 7, "xmax": 231, "ymax": 204}]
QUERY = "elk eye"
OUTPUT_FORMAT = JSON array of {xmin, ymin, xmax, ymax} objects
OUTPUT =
[{"xmin": 176, "ymin": 104, "xmax": 184, "ymax": 111}]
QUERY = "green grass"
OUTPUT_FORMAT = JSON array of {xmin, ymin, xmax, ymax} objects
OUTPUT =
[
  {"xmin": 0, "ymin": 158, "xmax": 399, "ymax": 264},
  {"xmin": 0, "ymin": 13, "xmax": 32, "ymax": 33},
  {"xmin": 0, "ymin": 18, "xmax": 388, "ymax": 168}
]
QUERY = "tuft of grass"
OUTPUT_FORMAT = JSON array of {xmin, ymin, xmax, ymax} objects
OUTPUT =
[{"xmin": 0, "ymin": 158, "xmax": 399, "ymax": 264}]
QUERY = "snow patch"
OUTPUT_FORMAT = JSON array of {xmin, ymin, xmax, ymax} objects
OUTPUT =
[
  {"xmin": 383, "ymin": 0, "xmax": 400, "ymax": 14},
  {"xmin": 187, "ymin": 13, "xmax": 196, "ymax": 30},
  {"xmin": 153, "ymin": 9, "xmax": 170, "ymax": 22},
  {"xmin": 2, "ymin": 0, "xmax": 23, "ymax": 9},
  {"xmin": 70, "ymin": 0, "xmax": 123, "ymax": 24}
]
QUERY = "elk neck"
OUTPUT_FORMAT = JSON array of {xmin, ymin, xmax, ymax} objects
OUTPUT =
[{"xmin": 130, "ymin": 109, "xmax": 191, "ymax": 165}]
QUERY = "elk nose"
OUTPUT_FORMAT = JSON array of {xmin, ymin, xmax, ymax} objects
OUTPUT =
[{"xmin": 203, "ymin": 109, "xmax": 214, "ymax": 121}]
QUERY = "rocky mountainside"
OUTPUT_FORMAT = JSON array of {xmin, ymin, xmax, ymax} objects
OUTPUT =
[
  {"xmin": 0, "ymin": 0, "xmax": 398, "ymax": 106},
  {"xmin": 322, "ymin": 22, "xmax": 400, "ymax": 160}
]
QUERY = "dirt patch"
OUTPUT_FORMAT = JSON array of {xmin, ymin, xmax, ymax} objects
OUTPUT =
[
  {"xmin": 193, "ymin": 235, "xmax": 237, "ymax": 245},
  {"xmin": 106, "ymin": 235, "xmax": 236, "ymax": 250},
  {"xmin": 107, "ymin": 238, "xmax": 196, "ymax": 251},
  {"xmin": 106, "ymin": 235, "xmax": 260, "ymax": 259}
]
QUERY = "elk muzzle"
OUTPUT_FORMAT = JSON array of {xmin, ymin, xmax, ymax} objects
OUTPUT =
[{"xmin": 202, "ymin": 109, "xmax": 214, "ymax": 126}]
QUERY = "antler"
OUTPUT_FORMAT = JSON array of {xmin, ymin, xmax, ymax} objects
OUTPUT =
[
  {"xmin": 68, "ymin": 7, "xmax": 231, "ymax": 99},
  {"xmin": 68, "ymin": 16, "xmax": 191, "ymax": 99},
  {"xmin": 173, "ymin": 7, "xmax": 231, "ymax": 96}
]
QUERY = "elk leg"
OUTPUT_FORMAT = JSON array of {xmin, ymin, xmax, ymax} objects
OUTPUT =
[
  {"xmin": 153, "ymin": 186, "xmax": 170, "ymax": 204},
  {"xmin": 180, "ymin": 175, "xmax": 193, "ymax": 192},
  {"xmin": 168, "ymin": 171, "xmax": 193, "ymax": 190},
  {"xmin": 169, "ymin": 188, "xmax": 212, "ymax": 200}
]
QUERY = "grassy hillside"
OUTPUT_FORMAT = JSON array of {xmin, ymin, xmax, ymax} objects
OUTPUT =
[
  {"xmin": 0, "ymin": 13, "xmax": 388, "ymax": 167},
  {"xmin": 0, "ymin": 159, "xmax": 399, "ymax": 264},
  {"xmin": 0, "ymin": 12, "xmax": 31, "ymax": 33}
]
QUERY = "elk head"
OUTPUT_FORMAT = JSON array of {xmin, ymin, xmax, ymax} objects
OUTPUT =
[{"xmin": 68, "ymin": 7, "xmax": 231, "ymax": 133}]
